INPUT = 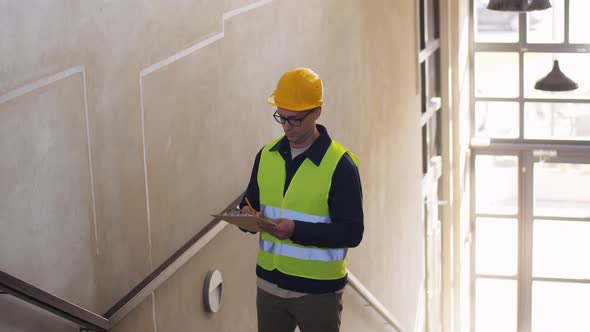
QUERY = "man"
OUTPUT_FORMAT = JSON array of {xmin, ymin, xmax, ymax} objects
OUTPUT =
[{"xmin": 240, "ymin": 67, "xmax": 364, "ymax": 332}]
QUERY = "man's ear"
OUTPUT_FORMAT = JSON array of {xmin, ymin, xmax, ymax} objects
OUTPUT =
[{"xmin": 315, "ymin": 107, "xmax": 322, "ymax": 119}]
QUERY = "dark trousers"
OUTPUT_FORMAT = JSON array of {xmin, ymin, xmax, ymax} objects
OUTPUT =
[{"xmin": 256, "ymin": 288, "xmax": 343, "ymax": 332}]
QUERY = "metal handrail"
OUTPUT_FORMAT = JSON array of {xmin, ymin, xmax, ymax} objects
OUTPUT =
[
  {"xmin": 103, "ymin": 194, "xmax": 243, "ymax": 325},
  {"xmin": 0, "ymin": 270, "xmax": 109, "ymax": 331},
  {"xmin": 346, "ymin": 271, "xmax": 406, "ymax": 332},
  {"xmin": 2, "ymin": 193, "xmax": 407, "ymax": 332},
  {"xmin": 0, "ymin": 194, "xmax": 242, "ymax": 331}
]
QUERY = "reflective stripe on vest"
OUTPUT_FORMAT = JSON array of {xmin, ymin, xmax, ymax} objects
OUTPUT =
[
  {"xmin": 261, "ymin": 206, "xmax": 331, "ymax": 224},
  {"xmin": 259, "ymin": 238, "xmax": 347, "ymax": 261},
  {"xmin": 256, "ymin": 136, "xmax": 358, "ymax": 280}
]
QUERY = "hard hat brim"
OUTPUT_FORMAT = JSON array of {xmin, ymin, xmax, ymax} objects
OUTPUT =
[{"xmin": 267, "ymin": 95, "xmax": 323, "ymax": 112}]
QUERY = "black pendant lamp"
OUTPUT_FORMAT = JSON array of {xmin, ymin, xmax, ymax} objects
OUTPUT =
[
  {"xmin": 487, "ymin": 0, "xmax": 552, "ymax": 12},
  {"xmin": 527, "ymin": 0, "xmax": 552, "ymax": 10},
  {"xmin": 534, "ymin": 60, "xmax": 578, "ymax": 91}
]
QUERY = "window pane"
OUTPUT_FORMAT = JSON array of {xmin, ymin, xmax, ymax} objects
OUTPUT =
[
  {"xmin": 476, "ymin": 155, "xmax": 518, "ymax": 214},
  {"xmin": 475, "ymin": 53, "xmax": 519, "ymax": 97},
  {"xmin": 476, "ymin": 278, "xmax": 517, "ymax": 332},
  {"xmin": 475, "ymin": 101, "xmax": 519, "ymax": 138},
  {"xmin": 525, "ymin": 103, "xmax": 590, "ymax": 141},
  {"xmin": 476, "ymin": 218, "xmax": 518, "ymax": 276},
  {"xmin": 525, "ymin": 53, "xmax": 590, "ymax": 100},
  {"xmin": 569, "ymin": 0, "xmax": 590, "ymax": 44},
  {"xmin": 426, "ymin": 51, "xmax": 441, "ymax": 103},
  {"xmin": 534, "ymin": 162, "xmax": 590, "ymax": 218},
  {"xmin": 532, "ymin": 281, "xmax": 590, "ymax": 332},
  {"xmin": 527, "ymin": 0, "xmax": 564, "ymax": 44},
  {"xmin": 423, "ymin": 117, "xmax": 440, "ymax": 175},
  {"xmin": 422, "ymin": 126, "xmax": 428, "ymax": 174},
  {"xmin": 533, "ymin": 219, "xmax": 590, "ymax": 279},
  {"xmin": 425, "ymin": 0, "xmax": 439, "ymax": 44},
  {"xmin": 474, "ymin": 0, "xmax": 519, "ymax": 43}
]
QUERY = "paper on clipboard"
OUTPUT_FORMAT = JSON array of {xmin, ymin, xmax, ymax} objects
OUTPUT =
[{"xmin": 212, "ymin": 211, "xmax": 275, "ymax": 232}]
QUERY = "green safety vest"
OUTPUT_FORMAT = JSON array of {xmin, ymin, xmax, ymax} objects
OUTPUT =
[{"xmin": 256, "ymin": 136, "xmax": 359, "ymax": 280}]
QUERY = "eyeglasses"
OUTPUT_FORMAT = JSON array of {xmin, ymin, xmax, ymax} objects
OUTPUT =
[{"xmin": 273, "ymin": 109, "xmax": 316, "ymax": 126}]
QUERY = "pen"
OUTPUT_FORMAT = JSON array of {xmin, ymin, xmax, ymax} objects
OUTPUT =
[{"xmin": 244, "ymin": 197, "xmax": 256, "ymax": 215}]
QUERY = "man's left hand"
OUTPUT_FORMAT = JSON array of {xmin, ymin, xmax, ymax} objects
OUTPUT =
[{"xmin": 258, "ymin": 218, "xmax": 294, "ymax": 240}]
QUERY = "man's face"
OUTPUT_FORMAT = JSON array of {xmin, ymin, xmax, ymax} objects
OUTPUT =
[{"xmin": 276, "ymin": 107, "xmax": 320, "ymax": 146}]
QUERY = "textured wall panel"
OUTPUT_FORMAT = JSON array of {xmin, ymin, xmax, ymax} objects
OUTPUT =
[
  {"xmin": 154, "ymin": 227, "xmax": 259, "ymax": 332},
  {"xmin": 0, "ymin": 71, "xmax": 99, "ymax": 310}
]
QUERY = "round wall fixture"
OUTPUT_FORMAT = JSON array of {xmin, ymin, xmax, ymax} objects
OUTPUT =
[{"xmin": 203, "ymin": 270, "xmax": 223, "ymax": 312}]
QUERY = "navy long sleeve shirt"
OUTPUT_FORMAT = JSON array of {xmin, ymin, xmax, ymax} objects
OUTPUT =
[{"xmin": 240, "ymin": 124, "xmax": 364, "ymax": 293}]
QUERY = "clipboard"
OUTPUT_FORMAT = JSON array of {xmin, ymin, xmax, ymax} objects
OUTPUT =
[{"xmin": 211, "ymin": 212, "xmax": 275, "ymax": 232}]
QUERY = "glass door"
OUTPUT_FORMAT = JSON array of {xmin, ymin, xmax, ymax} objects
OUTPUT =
[
  {"xmin": 472, "ymin": 153, "xmax": 520, "ymax": 332},
  {"xmin": 472, "ymin": 149, "xmax": 590, "ymax": 332},
  {"xmin": 527, "ymin": 154, "xmax": 590, "ymax": 332}
]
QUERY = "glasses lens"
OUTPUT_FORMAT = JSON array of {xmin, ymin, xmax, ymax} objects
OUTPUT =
[{"xmin": 273, "ymin": 112, "xmax": 285, "ymax": 124}]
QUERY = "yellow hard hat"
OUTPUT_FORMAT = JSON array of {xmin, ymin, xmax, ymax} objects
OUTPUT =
[{"xmin": 267, "ymin": 68, "xmax": 323, "ymax": 111}]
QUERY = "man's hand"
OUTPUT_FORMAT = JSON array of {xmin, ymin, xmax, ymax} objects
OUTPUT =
[
  {"xmin": 241, "ymin": 205, "xmax": 262, "ymax": 218},
  {"xmin": 258, "ymin": 218, "xmax": 294, "ymax": 240}
]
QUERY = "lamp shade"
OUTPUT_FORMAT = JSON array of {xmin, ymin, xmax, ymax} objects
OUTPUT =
[
  {"xmin": 487, "ymin": 0, "xmax": 528, "ymax": 11},
  {"xmin": 487, "ymin": 0, "xmax": 551, "ymax": 12},
  {"xmin": 534, "ymin": 60, "xmax": 578, "ymax": 91},
  {"xmin": 528, "ymin": 0, "xmax": 552, "ymax": 10}
]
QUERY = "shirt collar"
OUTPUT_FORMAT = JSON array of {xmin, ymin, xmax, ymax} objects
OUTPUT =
[{"xmin": 269, "ymin": 124, "xmax": 332, "ymax": 166}]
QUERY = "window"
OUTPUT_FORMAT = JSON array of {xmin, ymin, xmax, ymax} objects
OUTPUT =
[
  {"xmin": 472, "ymin": 0, "xmax": 590, "ymax": 143},
  {"xmin": 471, "ymin": 2, "xmax": 590, "ymax": 332},
  {"xmin": 419, "ymin": 1, "xmax": 443, "ymax": 332}
]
